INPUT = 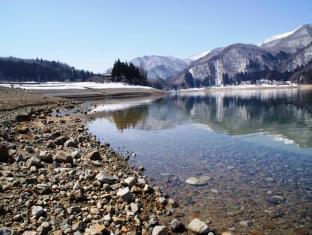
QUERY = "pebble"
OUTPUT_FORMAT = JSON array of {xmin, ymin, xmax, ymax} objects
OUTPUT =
[
  {"xmin": 238, "ymin": 220, "xmax": 253, "ymax": 229},
  {"xmin": 152, "ymin": 226, "xmax": 168, "ymax": 235},
  {"xmin": 124, "ymin": 176, "xmax": 136, "ymax": 186},
  {"xmin": 0, "ymin": 228, "xmax": 13, "ymax": 235},
  {"xmin": 0, "ymin": 144, "xmax": 9, "ymax": 162},
  {"xmin": 188, "ymin": 218, "xmax": 210, "ymax": 234},
  {"xmin": 95, "ymin": 172, "xmax": 118, "ymax": 184},
  {"xmin": 170, "ymin": 219, "xmax": 185, "ymax": 232},
  {"xmin": 185, "ymin": 176, "xmax": 211, "ymax": 186},
  {"xmin": 54, "ymin": 136, "xmax": 67, "ymax": 145},
  {"xmin": 31, "ymin": 206, "xmax": 46, "ymax": 219},
  {"xmin": 64, "ymin": 138, "xmax": 78, "ymax": 148},
  {"xmin": 117, "ymin": 187, "xmax": 133, "ymax": 202},
  {"xmin": 130, "ymin": 202, "xmax": 139, "ymax": 213},
  {"xmin": 53, "ymin": 151, "xmax": 73, "ymax": 164},
  {"xmin": 87, "ymin": 151, "xmax": 102, "ymax": 161}
]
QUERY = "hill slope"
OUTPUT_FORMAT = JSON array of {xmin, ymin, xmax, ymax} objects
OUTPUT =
[{"xmin": 0, "ymin": 57, "xmax": 94, "ymax": 82}]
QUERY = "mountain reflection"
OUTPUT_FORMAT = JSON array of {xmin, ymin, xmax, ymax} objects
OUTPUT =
[{"xmin": 93, "ymin": 89, "xmax": 312, "ymax": 147}]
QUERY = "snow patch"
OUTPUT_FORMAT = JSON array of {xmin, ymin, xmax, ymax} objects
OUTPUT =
[
  {"xmin": 189, "ymin": 50, "xmax": 211, "ymax": 61},
  {"xmin": 0, "ymin": 82, "xmax": 153, "ymax": 90},
  {"xmin": 262, "ymin": 25, "xmax": 302, "ymax": 44}
]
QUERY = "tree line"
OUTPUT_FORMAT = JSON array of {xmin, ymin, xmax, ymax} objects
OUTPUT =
[
  {"xmin": 111, "ymin": 59, "xmax": 148, "ymax": 86},
  {"xmin": 0, "ymin": 57, "xmax": 94, "ymax": 82}
]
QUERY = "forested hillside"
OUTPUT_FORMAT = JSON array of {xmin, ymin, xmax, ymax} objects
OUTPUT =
[{"xmin": 0, "ymin": 57, "xmax": 94, "ymax": 82}]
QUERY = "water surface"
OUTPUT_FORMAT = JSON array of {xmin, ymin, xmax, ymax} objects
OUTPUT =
[{"xmin": 88, "ymin": 89, "xmax": 312, "ymax": 234}]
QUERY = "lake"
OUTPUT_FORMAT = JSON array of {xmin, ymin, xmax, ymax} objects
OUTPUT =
[{"xmin": 88, "ymin": 88, "xmax": 312, "ymax": 234}]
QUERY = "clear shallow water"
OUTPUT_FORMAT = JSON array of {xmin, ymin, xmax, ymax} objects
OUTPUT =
[{"xmin": 88, "ymin": 89, "xmax": 312, "ymax": 234}]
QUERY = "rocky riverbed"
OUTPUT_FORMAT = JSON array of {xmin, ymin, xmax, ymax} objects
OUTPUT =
[{"xmin": 0, "ymin": 88, "xmax": 228, "ymax": 235}]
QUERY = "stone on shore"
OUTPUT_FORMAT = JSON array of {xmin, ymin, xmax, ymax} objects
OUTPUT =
[
  {"xmin": 152, "ymin": 226, "xmax": 168, "ymax": 235},
  {"xmin": 37, "ymin": 222, "xmax": 52, "ymax": 234},
  {"xmin": 16, "ymin": 125, "xmax": 29, "ymax": 134},
  {"xmin": 87, "ymin": 151, "xmax": 102, "ymax": 161},
  {"xmin": 38, "ymin": 151, "xmax": 53, "ymax": 163},
  {"xmin": 64, "ymin": 138, "xmax": 78, "ymax": 148},
  {"xmin": 238, "ymin": 220, "xmax": 253, "ymax": 229},
  {"xmin": 15, "ymin": 113, "xmax": 31, "ymax": 122},
  {"xmin": 53, "ymin": 151, "xmax": 73, "ymax": 164},
  {"xmin": 170, "ymin": 219, "xmax": 185, "ymax": 232},
  {"xmin": 124, "ymin": 176, "xmax": 136, "ymax": 186},
  {"xmin": 0, "ymin": 144, "xmax": 9, "ymax": 162},
  {"xmin": 188, "ymin": 218, "xmax": 210, "ymax": 234},
  {"xmin": 54, "ymin": 136, "xmax": 67, "ymax": 145},
  {"xmin": 185, "ymin": 176, "xmax": 211, "ymax": 186},
  {"xmin": 117, "ymin": 187, "xmax": 133, "ymax": 202},
  {"xmin": 95, "ymin": 172, "xmax": 118, "ymax": 184},
  {"xmin": 31, "ymin": 206, "xmax": 46, "ymax": 219},
  {"xmin": 26, "ymin": 156, "xmax": 43, "ymax": 168},
  {"xmin": 84, "ymin": 224, "xmax": 108, "ymax": 235},
  {"xmin": 0, "ymin": 228, "xmax": 13, "ymax": 235}
]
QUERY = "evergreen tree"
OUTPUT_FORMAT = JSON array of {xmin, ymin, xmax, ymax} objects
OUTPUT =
[{"xmin": 111, "ymin": 59, "xmax": 149, "ymax": 86}]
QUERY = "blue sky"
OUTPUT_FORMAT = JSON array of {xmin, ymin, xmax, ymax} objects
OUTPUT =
[{"xmin": 1, "ymin": 0, "xmax": 311, "ymax": 72}]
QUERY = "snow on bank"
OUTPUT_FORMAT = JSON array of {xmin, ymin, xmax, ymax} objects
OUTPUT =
[
  {"xmin": 174, "ymin": 83, "xmax": 299, "ymax": 93},
  {"xmin": 0, "ymin": 82, "xmax": 153, "ymax": 90},
  {"xmin": 89, "ymin": 98, "xmax": 155, "ymax": 113}
]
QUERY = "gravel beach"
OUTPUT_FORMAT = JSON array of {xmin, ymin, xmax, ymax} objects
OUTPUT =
[{"xmin": 0, "ymin": 87, "xmax": 220, "ymax": 235}]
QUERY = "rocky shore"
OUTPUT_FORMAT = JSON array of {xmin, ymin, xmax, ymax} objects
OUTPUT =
[{"xmin": 0, "ymin": 88, "xmax": 224, "ymax": 235}]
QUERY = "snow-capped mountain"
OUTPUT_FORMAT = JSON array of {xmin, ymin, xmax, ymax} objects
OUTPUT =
[
  {"xmin": 262, "ymin": 25, "xmax": 303, "ymax": 45},
  {"xmin": 189, "ymin": 50, "xmax": 211, "ymax": 61},
  {"xmin": 261, "ymin": 24, "xmax": 312, "ymax": 53},
  {"xmin": 170, "ymin": 23, "xmax": 312, "ymax": 88},
  {"xmin": 171, "ymin": 44, "xmax": 275, "ymax": 87},
  {"xmin": 128, "ymin": 23, "xmax": 312, "ymax": 88},
  {"xmin": 130, "ymin": 55, "xmax": 189, "ymax": 81}
]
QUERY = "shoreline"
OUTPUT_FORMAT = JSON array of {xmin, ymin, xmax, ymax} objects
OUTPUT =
[
  {"xmin": 175, "ymin": 84, "xmax": 312, "ymax": 93},
  {"xmin": 0, "ymin": 88, "xmax": 215, "ymax": 234},
  {"xmin": 29, "ymin": 88, "xmax": 166, "ymax": 100}
]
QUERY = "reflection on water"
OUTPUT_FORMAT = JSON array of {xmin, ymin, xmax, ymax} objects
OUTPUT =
[
  {"xmin": 88, "ymin": 89, "xmax": 312, "ymax": 234},
  {"xmin": 92, "ymin": 89, "xmax": 312, "ymax": 148}
]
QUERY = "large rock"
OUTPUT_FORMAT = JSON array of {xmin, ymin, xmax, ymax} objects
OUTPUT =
[
  {"xmin": 87, "ymin": 151, "xmax": 102, "ymax": 161},
  {"xmin": 64, "ymin": 138, "xmax": 78, "ymax": 148},
  {"xmin": 188, "ymin": 218, "xmax": 210, "ymax": 234},
  {"xmin": 117, "ymin": 187, "xmax": 133, "ymax": 202},
  {"xmin": 15, "ymin": 113, "xmax": 31, "ymax": 122},
  {"xmin": 266, "ymin": 195, "xmax": 285, "ymax": 206},
  {"xmin": 48, "ymin": 131, "xmax": 61, "ymax": 140},
  {"xmin": 26, "ymin": 156, "xmax": 43, "ymax": 168},
  {"xmin": 31, "ymin": 206, "xmax": 46, "ymax": 219},
  {"xmin": 38, "ymin": 151, "xmax": 53, "ymax": 163},
  {"xmin": 185, "ymin": 176, "xmax": 211, "ymax": 186},
  {"xmin": 152, "ymin": 226, "xmax": 168, "ymax": 235},
  {"xmin": 124, "ymin": 176, "xmax": 136, "ymax": 186},
  {"xmin": 0, "ymin": 228, "xmax": 13, "ymax": 235},
  {"xmin": 170, "ymin": 219, "xmax": 185, "ymax": 232},
  {"xmin": 54, "ymin": 136, "xmax": 67, "ymax": 146},
  {"xmin": 53, "ymin": 151, "xmax": 73, "ymax": 164},
  {"xmin": 37, "ymin": 222, "xmax": 51, "ymax": 234},
  {"xmin": 95, "ymin": 172, "xmax": 118, "ymax": 184},
  {"xmin": 0, "ymin": 144, "xmax": 9, "ymax": 162}
]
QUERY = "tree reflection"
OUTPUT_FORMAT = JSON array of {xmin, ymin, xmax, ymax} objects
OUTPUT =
[{"xmin": 111, "ymin": 105, "xmax": 148, "ymax": 131}]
